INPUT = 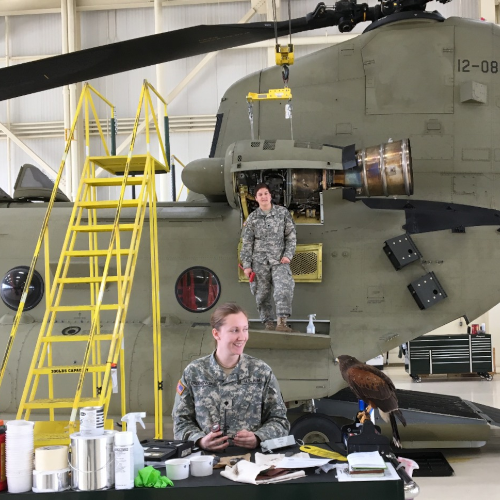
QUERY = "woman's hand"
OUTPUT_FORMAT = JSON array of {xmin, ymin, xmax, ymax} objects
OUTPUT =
[
  {"xmin": 233, "ymin": 430, "xmax": 259, "ymax": 449},
  {"xmin": 198, "ymin": 431, "xmax": 229, "ymax": 451},
  {"xmin": 280, "ymin": 257, "xmax": 290, "ymax": 264},
  {"xmin": 243, "ymin": 268, "xmax": 253, "ymax": 278}
]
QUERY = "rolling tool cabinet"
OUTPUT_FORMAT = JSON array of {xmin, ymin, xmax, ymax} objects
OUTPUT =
[{"xmin": 406, "ymin": 334, "xmax": 493, "ymax": 382}]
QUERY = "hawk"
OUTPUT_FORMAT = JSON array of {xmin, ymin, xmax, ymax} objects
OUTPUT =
[{"xmin": 336, "ymin": 354, "xmax": 407, "ymax": 448}]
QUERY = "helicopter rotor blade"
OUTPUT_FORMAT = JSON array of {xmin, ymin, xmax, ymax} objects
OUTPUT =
[{"xmin": 0, "ymin": 12, "xmax": 336, "ymax": 102}]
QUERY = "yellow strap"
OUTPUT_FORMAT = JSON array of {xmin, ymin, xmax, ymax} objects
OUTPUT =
[
  {"xmin": 247, "ymin": 88, "xmax": 292, "ymax": 102},
  {"xmin": 300, "ymin": 445, "xmax": 347, "ymax": 461}
]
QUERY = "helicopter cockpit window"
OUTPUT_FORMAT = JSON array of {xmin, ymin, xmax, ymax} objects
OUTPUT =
[
  {"xmin": 1, "ymin": 266, "xmax": 44, "ymax": 311},
  {"xmin": 175, "ymin": 267, "xmax": 221, "ymax": 313}
]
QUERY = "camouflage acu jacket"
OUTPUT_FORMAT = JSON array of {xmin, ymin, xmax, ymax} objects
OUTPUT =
[
  {"xmin": 172, "ymin": 352, "xmax": 290, "ymax": 444},
  {"xmin": 240, "ymin": 204, "xmax": 296, "ymax": 269}
]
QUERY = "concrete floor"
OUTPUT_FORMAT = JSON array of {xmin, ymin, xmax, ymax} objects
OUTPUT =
[
  {"xmin": 136, "ymin": 363, "xmax": 500, "ymax": 500},
  {"xmin": 385, "ymin": 364, "xmax": 500, "ymax": 500}
]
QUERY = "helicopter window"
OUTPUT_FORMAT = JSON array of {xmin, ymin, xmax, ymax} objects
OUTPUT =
[
  {"xmin": 1, "ymin": 266, "xmax": 44, "ymax": 311},
  {"xmin": 175, "ymin": 267, "xmax": 221, "ymax": 313}
]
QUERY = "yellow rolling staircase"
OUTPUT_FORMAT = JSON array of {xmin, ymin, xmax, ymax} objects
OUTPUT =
[{"xmin": 0, "ymin": 81, "xmax": 168, "ymax": 445}]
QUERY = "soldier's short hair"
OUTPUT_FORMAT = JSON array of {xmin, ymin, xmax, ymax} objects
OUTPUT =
[
  {"xmin": 254, "ymin": 183, "xmax": 271, "ymax": 196},
  {"xmin": 211, "ymin": 302, "xmax": 248, "ymax": 330}
]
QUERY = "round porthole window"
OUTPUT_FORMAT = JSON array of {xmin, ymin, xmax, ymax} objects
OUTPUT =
[
  {"xmin": 175, "ymin": 267, "xmax": 221, "ymax": 313},
  {"xmin": 1, "ymin": 266, "xmax": 44, "ymax": 311}
]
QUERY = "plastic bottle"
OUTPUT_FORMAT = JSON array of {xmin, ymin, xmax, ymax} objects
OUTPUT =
[
  {"xmin": 0, "ymin": 420, "xmax": 6, "ymax": 492},
  {"xmin": 121, "ymin": 412, "xmax": 146, "ymax": 477},
  {"xmin": 114, "ymin": 431, "xmax": 134, "ymax": 489},
  {"xmin": 307, "ymin": 314, "xmax": 316, "ymax": 334}
]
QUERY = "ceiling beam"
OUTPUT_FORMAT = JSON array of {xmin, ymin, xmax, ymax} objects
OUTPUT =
[
  {"xmin": 113, "ymin": 4, "xmax": 260, "ymax": 158},
  {"xmin": 0, "ymin": 121, "xmax": 67, "ymax": 192},
  {"xmin": 0, "ymin": 0, "xmax": 248, "ymax": 16}
]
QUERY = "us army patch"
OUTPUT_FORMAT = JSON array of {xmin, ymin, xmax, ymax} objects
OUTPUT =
[{"xmin": 176, "ymin": 380, "xmax": 185, "ymax": 395}]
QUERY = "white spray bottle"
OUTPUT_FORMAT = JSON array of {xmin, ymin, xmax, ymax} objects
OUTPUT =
[
  {"xmin": 307, "ymin": 314, "xmax": 316, "ymax": 334},
  {"xmin": 121, "ymin": 412, "xmax": 146, "ymax": 477}
]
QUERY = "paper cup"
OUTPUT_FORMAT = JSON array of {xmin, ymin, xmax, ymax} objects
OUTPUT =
[
  {"xmin": 190, "ymin": 456, "xmax": 214, "ymax": 477},
  {"xmin": 165, "ymin": 459, "xmax": 190, "ymax": 480}
]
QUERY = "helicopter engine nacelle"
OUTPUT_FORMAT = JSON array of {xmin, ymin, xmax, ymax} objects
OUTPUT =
[{"xmin": 183, "ymin": 139, "xmax": 413, "ymax": 213}]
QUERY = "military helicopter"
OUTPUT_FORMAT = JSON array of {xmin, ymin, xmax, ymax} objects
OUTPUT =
[{"xmin": 0, "ymin": 0, "xmax": 499, "ymax": 447}]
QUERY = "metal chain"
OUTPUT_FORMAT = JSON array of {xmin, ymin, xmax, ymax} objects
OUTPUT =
[
  {"xmin": 288, "ymin": 0, "xmax": 292, "ymax": 44},
  {"xmin": 248, "ymin": 102, "xmax": 255, "ymax": 140},
  {"xmin": 272, "ymin": 0, "xmax": 278, "ymax": 45}
]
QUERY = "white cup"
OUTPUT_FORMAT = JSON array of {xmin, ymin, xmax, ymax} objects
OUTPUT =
[
  {"xmin": 165, "ymin": 459, "xmax": 190, "ymax": 480},
  {"xmin": 7, "ymin": 474, "xmax": 32, "ymax": 493},
  {"xmin": 190, "ymin": 456, "xmax": 214, "ymax": 477}
]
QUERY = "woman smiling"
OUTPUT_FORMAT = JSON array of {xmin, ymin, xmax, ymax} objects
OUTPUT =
[{"xmin": 172, "ymin": 302, "xmax": 290, "ymax": 451}]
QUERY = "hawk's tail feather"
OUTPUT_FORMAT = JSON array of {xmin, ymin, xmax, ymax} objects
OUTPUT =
[
  {"xmin": 393, "ymin": 409, "xmax": 407, "ymax": 427},
  {"xmin": 390, "ymin": 412, "xmax": 403, "ymax": 449}
]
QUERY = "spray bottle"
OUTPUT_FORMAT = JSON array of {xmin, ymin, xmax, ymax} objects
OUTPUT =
[
  {"xmin": 307, "ymin": 314, "xmax": 316, "ymax": 334},
  {"xmin": 114, "ymin": 431, "xmax": 134, "ymax": 489},
  {"xmin": 121, "ymin": 412, "xmax": 146, "ymax": 477}
]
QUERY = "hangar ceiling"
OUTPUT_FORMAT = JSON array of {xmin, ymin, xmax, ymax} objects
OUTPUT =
[{"xmin": 1, "ymin": 0, "xmax": 244, "ymax": 16}]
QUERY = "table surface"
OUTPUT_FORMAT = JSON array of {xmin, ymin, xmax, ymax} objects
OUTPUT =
[{"xmin": 0, "ymin": 445, "xmax": 405, "ymax": 500}]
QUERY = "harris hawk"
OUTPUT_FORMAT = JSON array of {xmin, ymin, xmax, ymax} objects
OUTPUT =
[{"xmin": 336, "ymin": 354, "xmax": 407, "ymax": 448}]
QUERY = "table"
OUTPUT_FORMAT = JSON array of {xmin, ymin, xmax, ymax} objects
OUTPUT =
[{"xmin": 0, "ymin": 446, "xmax": 404, "ymax": 500}]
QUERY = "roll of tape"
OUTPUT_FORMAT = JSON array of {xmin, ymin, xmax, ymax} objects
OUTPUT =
[
  {"xmin": 32, "ymin": 468, "xmax": 70, "ymax": 493},
  {"xmin": 35, "ymin": 446, "xmax": 68, "ymax": 472}
]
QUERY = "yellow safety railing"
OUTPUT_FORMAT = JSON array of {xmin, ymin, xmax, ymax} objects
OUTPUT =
[
  {"xmin": 0, "ymin": 83, "xmax": 115, "ymax": 401},
  {"xmin": 4, "ymin": 81, "xmax": 168, "ymax": 445}
]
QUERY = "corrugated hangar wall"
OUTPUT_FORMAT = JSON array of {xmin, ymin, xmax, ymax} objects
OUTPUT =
[{"xmin": 0, "ymin": 0, "xmax": 481, "ymax": 200}]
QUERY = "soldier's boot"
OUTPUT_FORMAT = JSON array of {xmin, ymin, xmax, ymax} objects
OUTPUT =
[
  {"xmin": 275, "ymin": 317, "xmax": 293, "ymax": 332},
  {"xmin": 264, "ymin": 321, "xmax": 275, "ymax": 331}
]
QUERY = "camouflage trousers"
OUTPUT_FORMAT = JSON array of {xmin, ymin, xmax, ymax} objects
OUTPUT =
[{"xmin": 252, "ymin": 262, "xmax": 294, "ymax": 321}]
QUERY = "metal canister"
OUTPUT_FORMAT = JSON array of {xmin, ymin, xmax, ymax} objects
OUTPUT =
[
  {"xmin": 70, "ymin": 430, "xmax": 116, "ymax": 491},
  {"xmin": 32, "ymin": 469, "xmax": 70, "ymax": 493},
  {"xmin": 80, "ymin": 406, "xmax": 104, "ymax": 436}
]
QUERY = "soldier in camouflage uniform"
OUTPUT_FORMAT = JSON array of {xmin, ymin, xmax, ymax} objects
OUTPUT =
[
  {"xmin": 240, "ymin": 183, "xmax": 296, "ymax": 332},
  {"xmin": 172, "ymin": 303, "xmax": 289, "ymax": 451}
]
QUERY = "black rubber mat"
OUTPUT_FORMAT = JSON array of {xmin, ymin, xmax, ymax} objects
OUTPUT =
[
  {"xmin": 466, "ymin": 401, "xmax": 500, "ymax": 426},
  {"xmin": 331, "ymin": 388, "xmax": 483, "ymax": 420},
  {"xmin": 395, "ymin": 450, "xmax": 454, "ymax": 477}
]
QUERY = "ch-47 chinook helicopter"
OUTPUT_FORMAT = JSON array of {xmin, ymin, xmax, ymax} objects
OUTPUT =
[{"xmin": 0, "ymin": 0, "xmax": 500, "ymax": 448}]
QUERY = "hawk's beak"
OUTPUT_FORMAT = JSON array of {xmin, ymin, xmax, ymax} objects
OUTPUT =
[{"xmin": 334, "ymin": 357, "xmax": 339, "ymax": 365}]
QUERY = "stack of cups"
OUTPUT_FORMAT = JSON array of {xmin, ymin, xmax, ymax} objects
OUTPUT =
[{"xmin": 5, "ymin": 420, "xmax": 35, "ymax": 493}]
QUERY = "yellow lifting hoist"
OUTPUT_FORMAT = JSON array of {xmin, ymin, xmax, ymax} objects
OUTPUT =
[{"xmin": 246, "ymin": 0, "xmax": 295, "ymax": 141}]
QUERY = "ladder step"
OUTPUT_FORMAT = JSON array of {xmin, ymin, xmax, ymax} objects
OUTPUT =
[
  {"xmin": 33, "ymin": 364, "xmax": 107, "ymax": 375},
  {"xmin": 65, "ymin": 249, "xmax": 133, "ymax": 257},
  {"xmin": 83, "ymin": 177, "xmax": 145, "ymax": 186},
  {"xmin": 58, "ymin": 276, "xmax": 124, "ymax": 284},
  {"xmin": 51, "ymin": 305, "xmax": 120, "ymax": 312},
  {"xmin": 89, "ymin": 154, "xmax": 167, "ymax": 174},
  {"xmin": 41, "ymin": 335, "xmax": 114, "ymax": 342},
  {"xmin": 78, "ymin": 200, "xmax": 140, "ymax": 209},
  {"xmin": 23, "ymin": 397, "xmax": 101, "ymax": 409},
  {"xmin": 33, "ymin": 420, "xmax": 115, "ymax": 447},
  {"xmin": 71, "ymin": 224, "xmax": 137, "ymax": 232}
]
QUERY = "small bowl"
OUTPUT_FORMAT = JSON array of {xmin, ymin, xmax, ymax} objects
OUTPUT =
[
  {"xmin": 190, "ymin": 456, "xmax": 214, "ymax": 477},
  {"xmin": 165, "ymin": 459, "xmax": 190, "ymax": 480}
]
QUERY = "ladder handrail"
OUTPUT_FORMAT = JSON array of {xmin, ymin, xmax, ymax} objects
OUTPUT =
[
  {"xmin": 0, "ymin": 88, "xmax": 85, "ymax": 393},
  {"xmin": 13, "ymin": 81, "xmax": 166, "ymax": 443},
  {"xmin": 0, "ymin": 84, "xmax": 115, "ymax": 394},
  {"xmin": 69, "ymin": 84, "xmax": 147, "ymax": 427}
]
